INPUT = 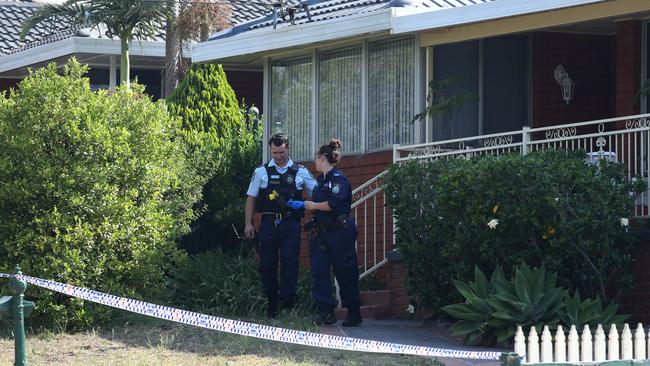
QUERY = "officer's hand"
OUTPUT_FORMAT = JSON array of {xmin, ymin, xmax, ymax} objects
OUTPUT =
[
  {"xmin": 287, "ymin": 199, "xmax": 305, "ymax": 210},
  {"xmin": 244, "ymin": 223, "xmax": 256, "ymax": 240}
]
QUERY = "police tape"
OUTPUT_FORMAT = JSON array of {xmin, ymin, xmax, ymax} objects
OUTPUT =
[{"xmin": 0, "ymin": 272, "xmax": 504, "ymax": 360}]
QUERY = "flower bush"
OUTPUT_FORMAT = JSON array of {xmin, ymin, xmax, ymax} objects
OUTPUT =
[{"xmin": 384, "ymin": 150, "xmax": 645, "ymax": 311}]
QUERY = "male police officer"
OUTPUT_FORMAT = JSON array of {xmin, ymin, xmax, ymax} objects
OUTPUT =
[{"xmin": 244, "ymin": 132, "xmax": 317, "ymax": 318}]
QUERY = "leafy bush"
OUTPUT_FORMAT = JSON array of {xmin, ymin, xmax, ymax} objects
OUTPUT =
[
  {"xmin": 443, "ymin": 264, "xmax": 629, "ymax": 346},
  {"xmin": 0, "ymin": 60, "xmax": 204, "ymax": 330},
  {"xmin": 167, "ymin": 64, "xmax": 261, "ymax": 253},
  {"xmin": 384, "ymin": 150, "xmax": 644, "ymax": 311},
  {"xmin": 166, "ymin": 249, "xmax": 315, "ymax": 317}
]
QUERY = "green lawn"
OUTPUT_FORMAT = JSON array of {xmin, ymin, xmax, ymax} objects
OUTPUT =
[{"xmin": 0, "ymin": 316, "xmax": 443, "ymax": 366}]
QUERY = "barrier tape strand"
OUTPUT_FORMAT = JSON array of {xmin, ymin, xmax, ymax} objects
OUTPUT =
[{"xmin": 0, "ymin": 272, "xmax": 503, "ymax": 360}]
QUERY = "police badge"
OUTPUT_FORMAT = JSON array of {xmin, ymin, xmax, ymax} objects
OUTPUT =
[
  {"xmin": 332, "ymin": 184, "xmax": 341, "ymax": 194},
  {"xmin": 286, "ymin": 174, "xmax": 294, "ymax": 184}
]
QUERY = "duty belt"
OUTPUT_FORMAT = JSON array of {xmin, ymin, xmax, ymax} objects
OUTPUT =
[
  {"xmin": 304, "ymin": 214, "xmax": 351, "ymax": 235},
  {"xmin": 260, "ymin": 212, "xmax": 298, "ymax": 226}
]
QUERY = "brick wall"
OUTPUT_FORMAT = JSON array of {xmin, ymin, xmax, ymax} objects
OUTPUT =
[
  {"xmin": 615, "ymin": 20, "xmax": 642, "ymax": 117},
  {"xmin": 532, "ymin": 32, "xmax": 615, "ymax": 128},
  {"xmin": 619, "ymin": 231, "xmax": 650, "ymax": 323}
]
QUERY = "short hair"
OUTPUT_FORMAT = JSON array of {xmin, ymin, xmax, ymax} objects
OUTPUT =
[{"xmin": 268, "ymin": 132, "xmax": 289, "ymax": 147}]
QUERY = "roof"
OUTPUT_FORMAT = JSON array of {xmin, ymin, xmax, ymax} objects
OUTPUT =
[
  {"xmin": 0, "ymin": 0, "xmax": 282, "ymax": 56},
  {"xmin": 210, "ymin": 0, "xmax": 490, "ymax": 41}
]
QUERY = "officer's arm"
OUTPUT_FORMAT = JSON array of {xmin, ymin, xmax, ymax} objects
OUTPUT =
[
  {"xmin": 244, "ymin": 196, "xmax": 257, "ymax": 239},
  {"xmin": 305, "ymin": 200, "xmax": 332, "ymax": 211},
  {"xmin": 298, "ymin": 166, "xmax": 318, "ymax": 197}
]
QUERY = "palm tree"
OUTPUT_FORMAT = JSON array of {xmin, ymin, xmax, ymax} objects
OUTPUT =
[{"xmin": 21, "ymin": 0, "xmax": 169, "ymax": 87}]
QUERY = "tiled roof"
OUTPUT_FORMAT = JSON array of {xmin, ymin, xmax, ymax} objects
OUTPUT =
[
  {"xmin": 211, "ymin": 0, "xmax": 493, "ymax": 40},
  {"xmin": 0, "ymin": 0, "xmax": 280, "ymax": 56},
  {"xmin": 0, "ymin": 1, "xmax": 76, "ymax": 55}
]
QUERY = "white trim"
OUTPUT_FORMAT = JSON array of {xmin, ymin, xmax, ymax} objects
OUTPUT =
[
  {"xmin": 311, "ymin": 49, "xmax": 318, "ymax": 157},
  {"xmin": 0, "ymin": 37, "xmax": 166, "ymax": 74},
  {"xmin": 361, "ymin": 40, "xmax": 368, "ymax": 153},
  {"xmin": 391, "ymin": 0, "xmax": 607, "ymax": 35},
  {"xmin": 642, "ymin": 20, "xmax": 648, "ymax": 114},
  {"xmin": 425, "ymin": 46, "xmax": 433, "ymax": 143},
  {"xmin": 262, "ymin": 57, "xmax": 270, "ymax": 164},
  {"xmin": 478, "ymin": 39, "xmax": 484, "ymax": 135},
  {"xmin": 413, "ymin": 33, "xmax": 422, "ymax": 144},
  {"xmin": 192, "ymin": 9, "xmax": 393, "ymax": 63}
]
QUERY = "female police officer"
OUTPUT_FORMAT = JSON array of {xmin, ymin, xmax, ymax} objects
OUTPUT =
[{"xmin": 289, "ymin": 139, "xmax": 362, "ymax": 326}]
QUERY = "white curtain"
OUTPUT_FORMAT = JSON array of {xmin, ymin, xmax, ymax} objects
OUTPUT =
[
  {"xmin": 318, "ymin": 48, "xmax": 362, "ymax": 153},
  {"xmin": 368, "ymin": 38, "xmax": 415, "ymax": 150},
  {"xmin": 271, "ymin": 57, "xmax": 313, "ymax": 160}
]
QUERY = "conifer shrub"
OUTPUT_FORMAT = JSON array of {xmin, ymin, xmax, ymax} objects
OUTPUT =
[
  {"xmin": 0, "ymin": 60, "xmax": 204, "ymax": 330},
  {"xmin": 384, "ymin": 150, "xmax": 644, "ymax": 312},
  {"xmin": 167, "ymin": 64, "xmax": 261, "ymax": 253}
]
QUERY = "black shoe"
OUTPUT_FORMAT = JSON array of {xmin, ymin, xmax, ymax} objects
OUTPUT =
[
  {"xmin": 267, "ymin": 299, "xmax": 278, "ymax": 319},
  {"xmin": 342, "ymin": 307, "xmax": 362, "ymax": 327},
  {"xmin": 314, "ymin": 310, "xmax": 337, "ymax": 325}
]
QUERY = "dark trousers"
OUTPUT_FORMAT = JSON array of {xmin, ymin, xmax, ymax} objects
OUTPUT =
[
  {"xmin": 257, "ymin": 219, "xmax": 301, "ymax": 302},
  {"xmin": 310, "ymin": 222, "xmax": 360, "ymax": 312}
]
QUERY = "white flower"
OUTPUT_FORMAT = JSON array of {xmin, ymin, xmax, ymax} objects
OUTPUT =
[
  {"xmin": 555, "ymin": 197, "xmax": 559, "ymax": 202},
  {"xmin": 487, "ymin": 219, "xmax": 499, "ymax": 229},
  {"xmin": 406, "ymin": 304, "xmax": 415, "ymax": 314},
  {"xmin": 620, "ymin": 218, "xmax": 629, "ymax": 227}
]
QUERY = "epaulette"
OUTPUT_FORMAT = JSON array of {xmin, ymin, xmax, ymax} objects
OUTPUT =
[{"xmin": 333, "ymin": 173, "xmax": 341, "ymax": 176}]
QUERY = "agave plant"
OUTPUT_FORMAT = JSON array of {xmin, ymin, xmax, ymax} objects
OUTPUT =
[
  {"xmin": 442, "ymin": 265, "xmax": 504, "ymax": 345},
  {"xmin": 557, "ymin": 291, "xmax": 629, "ymax": 330}
]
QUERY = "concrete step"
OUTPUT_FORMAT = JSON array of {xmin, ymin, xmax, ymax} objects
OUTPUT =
[
  {"xmin": 360, "ymin": 289, "xmax": 391, "ymax": 307},
  {"xmin": 334, "ymin": 304, "xmax": 390, "ymax": 320}
]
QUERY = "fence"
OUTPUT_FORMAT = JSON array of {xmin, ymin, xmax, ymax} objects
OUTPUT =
[
  {"xmin": 393, "ymin": 113, "xmax": 650, "ymax": 217},
  {"xmin": 515, "ymin": 323, "xmax": 650, "ymax": 364}
]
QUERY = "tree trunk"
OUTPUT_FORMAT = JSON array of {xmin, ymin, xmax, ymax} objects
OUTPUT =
[
  {"xmin": 120, "ymin": 35, "xmax": 130, "ymax": 87},
  {"xmin": 164, "ymin": 1, "xmax": 181, "ymax": 98}
]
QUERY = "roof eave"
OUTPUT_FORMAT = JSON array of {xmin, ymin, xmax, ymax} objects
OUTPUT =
[
  {"xmin": 391, "ymin": 0, "xmax": 609, "ymax": 34},
  {"xmin": 0, "ymin": 37, "xmax": 166, "ymax": 74},
  {"xmin": 192, "ymin": 7, "xmax": 393, "ymax": 64}
]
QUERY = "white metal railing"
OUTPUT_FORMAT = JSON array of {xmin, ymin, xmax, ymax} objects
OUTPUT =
[
  {"xmin": 394, "ymin": 113, "xmax": 650, "ymax": 217},
  {"xmin": 515, "ymin": 323, "xmax": 650, "ymax": 364},
  {"xmin": 351, "ymin": 170, "xmax": 391, "ymax": 280}
]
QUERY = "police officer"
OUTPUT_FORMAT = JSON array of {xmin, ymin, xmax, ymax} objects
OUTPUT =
[
  {"xmin": 289, "ymin": 139, "xmax": 362, "ymax": 327},
  {"xmin": 244, "ymin": 132, "xmax": 317, "ymax": 318}
]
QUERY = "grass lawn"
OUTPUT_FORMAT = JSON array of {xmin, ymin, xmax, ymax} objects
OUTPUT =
[{"xmin": 0, "ymin": 314, "xmax": 443, "ymax": 366}]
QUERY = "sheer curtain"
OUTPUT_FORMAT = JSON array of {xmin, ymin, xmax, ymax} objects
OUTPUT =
[
  {"xmin": 368, "ymin": 38, "xmax": 415, "ymax": 150},
  {"xmin": 318, "ymin": 48, "xmax": 362, "ymax": 153},
  {"xmin": 271, "ymin": 57, "xmax": 313, "ymax": 160}
]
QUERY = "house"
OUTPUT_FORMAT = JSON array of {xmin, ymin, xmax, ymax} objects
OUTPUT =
[
  {"xmin": 192, "ymin": 0, "xmax": 650, "ymax": 319},
  {"xmin": 0, "ymin": 0, "xmax": 276, "ymax": 105}
]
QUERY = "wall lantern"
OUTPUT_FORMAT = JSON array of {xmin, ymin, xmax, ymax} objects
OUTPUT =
[{"xmin": 554, "ymin": 64, "xmax": 575, "ymax": 104}]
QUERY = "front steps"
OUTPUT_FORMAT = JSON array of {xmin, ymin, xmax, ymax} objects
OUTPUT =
[{"xmin": 334, "ymin": 289, "xmax": 391, "ymax": 320}]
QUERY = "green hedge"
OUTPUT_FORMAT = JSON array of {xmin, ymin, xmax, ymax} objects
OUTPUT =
[
  {"xmin": 0, "ymin": 60, "xmax": 204, "ymax": 330},
  {"xmin": 384, "ymin": 150, "xmax": 644, "ymax": 311}
]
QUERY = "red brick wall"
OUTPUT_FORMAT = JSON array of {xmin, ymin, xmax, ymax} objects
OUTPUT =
[
  {"xmin": 615, "ymin": 20, "xmax": 642, "ymax": 117},
  {"xmin": 619, "ymin": 232, "xmax": 650, "ymax": 323},
  {"xmin": 532, "ymin": 32, "xmax": 615, "ymax": 128}
]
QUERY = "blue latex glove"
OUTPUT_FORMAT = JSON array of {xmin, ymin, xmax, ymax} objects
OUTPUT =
[{"xmin": 287, "ymin": 199, "xmax": 305, "ymax": 210}]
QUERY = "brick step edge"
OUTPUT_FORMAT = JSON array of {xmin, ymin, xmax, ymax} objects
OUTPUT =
[
  {"xmin": 359, "ymin": 289, "xmax": 391, "ymax": 307},
  {"xmin": 334, "ymin": 304, "xmax": 390, "ymax": 320}
]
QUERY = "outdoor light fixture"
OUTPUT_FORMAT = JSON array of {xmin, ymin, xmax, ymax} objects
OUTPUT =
[{"xmin": 554, "ymin": 64, "xmax": 575, "ymax": 104}]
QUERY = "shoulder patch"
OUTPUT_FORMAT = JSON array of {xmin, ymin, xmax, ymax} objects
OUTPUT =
[{"xmin": 332, "ymin": 184, "xmax": 341, "ymax": 194}]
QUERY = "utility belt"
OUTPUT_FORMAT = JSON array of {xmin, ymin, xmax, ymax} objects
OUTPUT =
[
  {"xmin": 260, "ymin": 211, "xmax": 299, "ymax": 227},
  {"xmin": 303, "ymin": 214, "xmax": 352, "ymax": 235}
]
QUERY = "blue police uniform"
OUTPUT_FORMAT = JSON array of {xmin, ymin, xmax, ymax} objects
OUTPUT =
[
  {"xmin": 247, "ymin": 159, "xmax": 316, "ymax": 308},
  {"xmin": 310, "ymin": 168, "xmax": 361, "ymax": 314}
]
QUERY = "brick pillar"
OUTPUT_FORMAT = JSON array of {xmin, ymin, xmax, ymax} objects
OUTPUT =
[{"xmin": 615, "ymin": 20, "xmax": 642, "ymax": 117}]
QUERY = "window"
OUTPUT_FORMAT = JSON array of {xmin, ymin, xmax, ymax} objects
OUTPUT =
[
  {"xmin": 271, "ymin": 57, "xmax": 313, "ymax": 160},
  {"xmin": 318, "ymin": 47, "xmax": 362, "ymax": 153},
  {"xmin": 432, "ymin": 41, "xmax": 479, "ymax": 141},
  {"xmin": 368, "ymin": 38, "xmax": 416, "ymax": 149}
]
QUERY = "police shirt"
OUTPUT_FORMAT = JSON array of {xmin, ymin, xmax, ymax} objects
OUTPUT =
[
  {"xmin": 312, "ymin": 168, "xmax": 352, "ymax": 221},
  {"xmin": 247, "ymin": 159, "xmax": 317, "ymax": 198}
]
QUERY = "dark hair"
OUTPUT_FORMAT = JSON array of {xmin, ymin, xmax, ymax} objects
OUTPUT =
[
  {"xmin": 268, "ymin": 132, "xmax": 289, "ymax": 147},
  {"xmin": 317, "ymin": 139, "xmax": 342, "ymax": 165}
]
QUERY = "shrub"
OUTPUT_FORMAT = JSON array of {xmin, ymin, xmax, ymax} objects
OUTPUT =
[
  {"xmin": 384, "ymin": 150, "xmax": 644, "ymax": 311},
  {"xmin": 167, "ymin": 64, "xmax": 261, "ymax": 253},
  {"xmin": 443, "ymin": 264, "xmax": 629, "ymax": 346},
  {"xmin": 0, "ymin": 60, "xmax": 204, "ymax": 330},
  {"xmin": 166, "ymin": 249, "xmax": 316, "ymax": 317}
]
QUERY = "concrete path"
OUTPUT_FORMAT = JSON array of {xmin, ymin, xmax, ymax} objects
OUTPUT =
[{"xmin": 320, "ymin": 319, "xmax": 507, "ymax": 366}]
